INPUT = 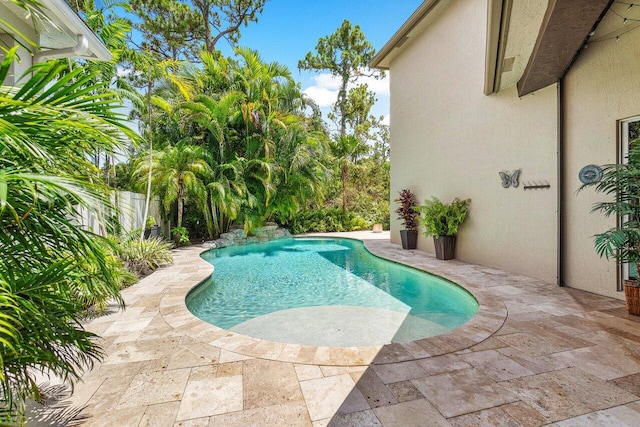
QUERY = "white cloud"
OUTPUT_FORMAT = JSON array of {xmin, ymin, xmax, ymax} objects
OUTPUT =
[
  {"xmin": 116, "ymin": 65, "xmax": 134, "ymax": 78},
  {"xmin": 314, "ymin": 73, "xmax": 341, "ymax": 90},
  {"xmin": 382, "ymin": 114, "xmax": 390, "ymax": 126},
  {"xmin": 303, "ymin": 83, "xmax": 338, "ymax": 107},
  {"xmin": 303, "ymin": 71, "xmax": 390, "ymax": 108},
  {"xmin": 355, "ymin": 74, "xmax": 390, "ymax": 97}
]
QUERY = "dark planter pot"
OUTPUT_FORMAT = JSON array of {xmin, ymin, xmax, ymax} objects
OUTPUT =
[
  {"xmin": 434, "ymin": 235, "xmax": 456, "ymax": 260},
  {"xmin": 143, "ymin": 225, "xmax": 161, "ymax": 240},
  {"xmin": 400, "ymin": 230, "xmax": 418, "ymax": 250},
  {"xmin": 149, "ymin": 225, "xmax": 161, "ymax": 238}
]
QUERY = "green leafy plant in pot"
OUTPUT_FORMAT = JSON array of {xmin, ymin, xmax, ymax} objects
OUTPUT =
[
  {"xmin": 582, "ymin": 146, "xmax": 640, "ymax": 315},
  {"xmin": 394, "ymin": 189, "xmax": 419, "ymax": 249},
  {"xmin": 418, "ymin": 197, "xmax": 470, "ymax": 260}
]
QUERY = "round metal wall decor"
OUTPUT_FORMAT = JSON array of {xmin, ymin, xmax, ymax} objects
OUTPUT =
[{"xmin": 578, "ymin": 164, "xmax": 603, "ymax": 184}]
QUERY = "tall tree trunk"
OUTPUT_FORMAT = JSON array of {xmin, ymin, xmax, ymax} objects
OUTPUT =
[
  {"xmin": 338, "ymin": 62, "xmax": 352, "ymax": 139},
  {"xmin": 338, "ymin": 67, "xmax": 349, "ymax": 138},
  {"xmin": 140, "ymin": 78, "xmax": 153, "ymax": 241},
  {"xmin": 202, "ymin": 6, "xmax": 212, "ymax": 52},
  {"xmin": 342, "ymin": 165, "xmax": 348, "ymax": 212},
  {"xmin": 177, "ymin": 182, "xmax": 184, "ymax": 228}
]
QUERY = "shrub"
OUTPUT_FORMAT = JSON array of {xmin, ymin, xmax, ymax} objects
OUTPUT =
[
  {"xmin": 278, "ymin": 208, "xmax": 371, "ymax": 234},
  {"xmin": 71, "ymin": 246, "xmax": 138, "ymax": 313},
  {"xmin": 350, "ymin": 215, "xmax": 370, "ymax": 231},
  {"xmin": 117, "ymin": 237, "xmax": 174, "ymax": 277},
  {"xmin": 362, "ymin": 201, "xmax": 390, "ymax": 230},
  {"xmin": 171, "ymin": 226, "xmax": 191, "ymax": 246}
]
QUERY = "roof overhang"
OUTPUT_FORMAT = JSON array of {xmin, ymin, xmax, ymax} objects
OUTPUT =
[
  {"xmin": 373, "ymin": 0, "xmax": 614, "ymax": 98},
  {"xmin": 369, "ymin": 0, "xmax": 452, "ymax": 70},
  {"xmin": 517, "ymin": 0, "xmax": 612, "ymax": 96},
  {"xmin": 1, "ymin": 0, "xmax": 112, "ymax": 62}
]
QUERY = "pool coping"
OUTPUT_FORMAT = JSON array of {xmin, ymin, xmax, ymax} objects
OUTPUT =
[{"xmin": 158, "ymin": 238, "xmax": 507, "ymax": 366}]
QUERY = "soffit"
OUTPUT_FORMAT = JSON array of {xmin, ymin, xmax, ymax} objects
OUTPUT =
[
  {"xmin": 517, "ymin": 0, "xmax": 612, "ymax": 96},
  {"xmin": 586, "ymin": 2, "xmax": 640, "ymax": 45},
  {"xmin": 1, "ymin": 0, "xmax": 111, "ymax": 61},
  {"xmin": 498, "ymin": 1, "xmax": 549, "ymax": 91}
]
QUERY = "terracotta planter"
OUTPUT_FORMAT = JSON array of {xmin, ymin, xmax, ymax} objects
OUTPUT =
[
  {"xmin": 400, "ymin": 230, "xmax": 418, "ymax": 250},
  {"xmin": 434, "ymin": 235, "xmax": 456, "ymax": 260},
  {"xmin": 623, "ymin": 279, "xmax": 640, "ymax": 316}
]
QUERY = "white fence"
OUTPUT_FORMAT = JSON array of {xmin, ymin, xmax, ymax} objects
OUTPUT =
[{"xmin": 75, "ymin": 191, "xmax": 168, "ymax": 237}]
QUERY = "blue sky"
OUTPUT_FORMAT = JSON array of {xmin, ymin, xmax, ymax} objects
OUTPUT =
[{"xmin": 215, "ymin": 0, "xmax": 424, "ymax": 129}]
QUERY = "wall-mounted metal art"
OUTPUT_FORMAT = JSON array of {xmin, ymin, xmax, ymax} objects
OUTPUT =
[
  {"xmin": 578, "ymin": 164, "xmax": 603, "ymax": 184},
  {"xmin": 499, "ymin": 169, "xmax": 521, "ymax": 188},
  {"xmin": 523, "ymin": 181, "xmax": 551, "ymax": 190}
]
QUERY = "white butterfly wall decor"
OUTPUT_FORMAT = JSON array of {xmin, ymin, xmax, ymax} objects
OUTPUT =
[{"xmin": 499, "ymin": 169, "xmax": 521, "ymax": 188}]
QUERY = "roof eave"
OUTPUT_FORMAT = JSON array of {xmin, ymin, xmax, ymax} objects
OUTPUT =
[
  {"xmin": 43, "ymin": 0, "xmax": 112, "ymax": 62},
  {"xmin": 369, "ymin": 0, "xmax": 444, "ymax": 70},
  {"xmin": 517, "ymin": 0, "xmax": 612, "ymax": 96}
]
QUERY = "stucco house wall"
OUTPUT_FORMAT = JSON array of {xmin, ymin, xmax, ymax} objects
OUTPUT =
[
  {"xmin": 389, "ymin": 0, "xmax": 559, "ymax": 283},
  {"xmin": 562, "ymin": 32, "xmax": 640, "ymax": 298}
]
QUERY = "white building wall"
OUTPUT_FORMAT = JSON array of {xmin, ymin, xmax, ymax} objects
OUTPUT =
[
  {"xmin": 562, "ymin": 31, "xmax": 640, "ymax": 299},
  {"xmin": 389, "ymin": 0, "xmax": 559, "ymax": 283}
]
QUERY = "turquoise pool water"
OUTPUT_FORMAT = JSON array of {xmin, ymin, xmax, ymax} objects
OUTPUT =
[{"xmin": 186, "ymin": 238, "xmax": 478, "ymax": 344}]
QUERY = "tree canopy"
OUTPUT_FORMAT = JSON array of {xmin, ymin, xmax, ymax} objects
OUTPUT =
[{"xmin": 130, "ymin": 0, "xmax": 268, "ymax": 60}]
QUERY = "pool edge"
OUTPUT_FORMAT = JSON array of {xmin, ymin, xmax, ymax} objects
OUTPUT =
[{"xmin": 158, "ymin": 238, "xmax": 506, "ymax": 366}]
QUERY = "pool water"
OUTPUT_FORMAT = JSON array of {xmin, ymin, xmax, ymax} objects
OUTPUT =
[{"xmin": 186, "ymin": 238, "xmax": 478, "ymax": 345}]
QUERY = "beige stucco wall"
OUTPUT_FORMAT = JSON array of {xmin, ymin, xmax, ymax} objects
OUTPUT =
[
  {"xmin": 389, "ymin": 0, "xmax": 559, "ymax": 283},
  {"xmin": 562, "ymin": 33, "xmax": 640, "ymax": 299}
]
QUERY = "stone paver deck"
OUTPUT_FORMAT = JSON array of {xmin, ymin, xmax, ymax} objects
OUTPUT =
[{"xmin": 28, "ymin": 231, "xmax": 640, "ymax": 426}]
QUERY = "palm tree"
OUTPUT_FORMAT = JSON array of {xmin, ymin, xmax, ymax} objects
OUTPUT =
[
  {"xmin": 180, "ymin": 91, "xmax": 242, "ymax": 164},
  {"xmin": 0, "ymin": 49, "xmax": 139, "ymax": 422},
  {"xmin": 137, "ymin": 141, "xmax": 212, "ymax": 229},
  {"xmin": 330, "ymin": 134, "xmax": 369, "ymax": 212},
  {"xmin": 127, "ymin": 52, "xmax": 185, "ymax": 240},
  {"xmin": 147, "ymin": 48, "xmax": 331, "ymax": 236}
]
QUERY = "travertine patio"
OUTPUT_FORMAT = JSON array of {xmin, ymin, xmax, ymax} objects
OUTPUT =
[{"xmin": 29, "ymin": 232, "xmax": 640, "ymax": 426}]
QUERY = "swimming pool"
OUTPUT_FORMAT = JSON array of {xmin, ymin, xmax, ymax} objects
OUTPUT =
[{"xmin": 186, "ymin": 237, "xmax": 478, "ymax": 346}]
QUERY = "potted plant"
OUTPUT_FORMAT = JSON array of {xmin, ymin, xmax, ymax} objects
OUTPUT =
[
  {"xmin": 394, "ymin": 189, "xmax": 419, "ymax": 249},
  {"xmin": 144, "ymin": 216, "xmax": 161, "ymax": 239},
  {"xmin": 583, "ymin": 146, "xmax": 640, "ymax": 315},
  {"xmin": 418, "ymin": 197, "xmax": 470, "ymax": 260}
]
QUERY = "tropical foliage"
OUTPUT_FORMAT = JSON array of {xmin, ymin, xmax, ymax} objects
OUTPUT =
[
  {"xmin": 113, "ymin": 235, "xmax": 174, "ymax": 276},
  {"xmin": 583, "ymin": 143, "xmax": 640, "ymax": 277},
  {"xmin": 0, "ymin": 48, "xmax": 139, "ymax": 422},
  {"xmin": 125, "ymin": 48, "xmax": 330, "ymax": 238},
  {"xmin": 1, "ymin": 1, "xmax": 391, "ymax": 423},
  {"xmin": 277, "ymin": 208, "xmax": 369, "ymax": 234}
]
